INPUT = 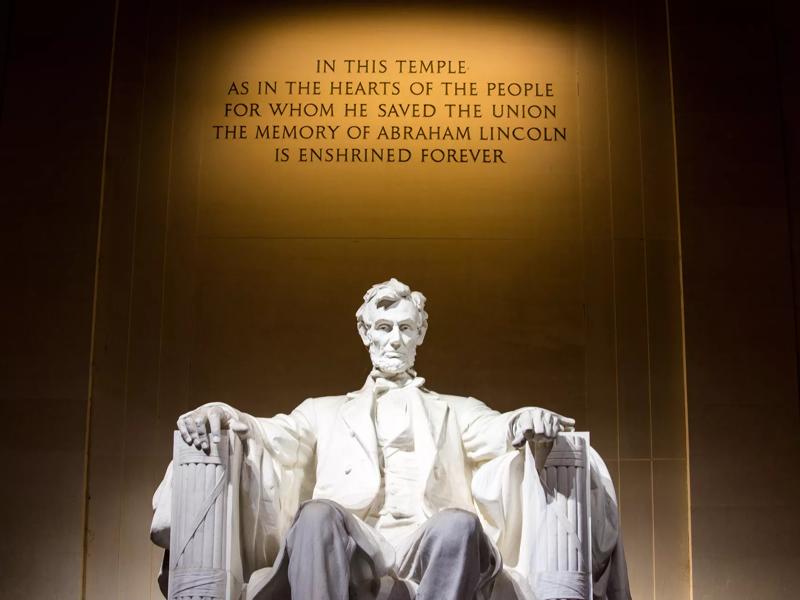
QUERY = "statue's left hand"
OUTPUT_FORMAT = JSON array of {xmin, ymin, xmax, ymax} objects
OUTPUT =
[{"xmin": 511, "ymin": 408, "xmax": 575, "ymax": 448}]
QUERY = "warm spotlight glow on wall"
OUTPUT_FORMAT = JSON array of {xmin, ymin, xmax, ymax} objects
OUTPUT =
[{"xmin": 186, "ymin": 8, "xmax": 585, "ymax": 241}]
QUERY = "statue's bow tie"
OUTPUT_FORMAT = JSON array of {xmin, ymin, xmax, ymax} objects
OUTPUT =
[{"xmin": 373, "ymin": 375, "xmax": 426, "ymax": 396}]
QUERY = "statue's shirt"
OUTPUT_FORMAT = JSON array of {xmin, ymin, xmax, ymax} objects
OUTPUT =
[{"xmin": 367, "ymin": 380, "xmax": 426, "ymax": 546}]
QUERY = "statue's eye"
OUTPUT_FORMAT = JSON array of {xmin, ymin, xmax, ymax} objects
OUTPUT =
[{"xmin": 377, "ymin": 324, "xmax": 391, "ymax": 332}]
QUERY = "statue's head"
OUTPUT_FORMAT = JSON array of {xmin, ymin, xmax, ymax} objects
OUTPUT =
[{"xmin": 356, "ymin": 278, "xmax": 428, "ymax": 376}]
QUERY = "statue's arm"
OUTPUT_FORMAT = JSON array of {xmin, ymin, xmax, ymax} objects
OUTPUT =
[
  {"xmin": 176, "ymin": 398, "xmax": 318, "ymax": 468},
  {"xmin": 454, "ymin": 397, "xmax": 575, "ymax": 462},
  {"xmin": 251, "ymin": 399, "xmax": 317, "ymax": 468},
  {"xmin": 454, "ymin": 396, "xmax": 514, "ymax": 462}
]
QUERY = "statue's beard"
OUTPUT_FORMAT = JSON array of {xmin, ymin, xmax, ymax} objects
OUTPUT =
[{"xmin": 370, "ymin": 348, "xmax": 417, "ymax": 376}]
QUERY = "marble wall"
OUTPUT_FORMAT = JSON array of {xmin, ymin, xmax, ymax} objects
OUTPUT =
[{"xmin": 80, "ymin": 2, "xmax": 688, "ymax": 599}]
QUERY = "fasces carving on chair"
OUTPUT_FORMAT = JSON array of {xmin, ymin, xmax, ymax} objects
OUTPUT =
[{"xmin": 151, "ymin": 278, "xmax": 631, "ymax": 600}]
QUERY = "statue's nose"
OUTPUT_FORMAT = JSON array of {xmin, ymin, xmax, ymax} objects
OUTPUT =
[{"xmin": 389, "ymin": 326, "xmax": 403, "ymax": 347}]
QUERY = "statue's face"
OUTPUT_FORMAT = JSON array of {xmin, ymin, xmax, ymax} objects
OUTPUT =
[{"xmin": 363, "ymin": 298, "xmax": 423, "ymax": 375}]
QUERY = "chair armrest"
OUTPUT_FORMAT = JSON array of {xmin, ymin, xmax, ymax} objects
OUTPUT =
[
  {"xmin": 168, "ymin": 430, "xmax": 244, "ymax": 600},
  {"xmin": 530, "ymin": 431, "xmax": 592, "ymax": 600}
]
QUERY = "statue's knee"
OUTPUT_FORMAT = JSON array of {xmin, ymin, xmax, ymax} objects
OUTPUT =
[
  {"xmin": 296, "ymin": 500, "xmax": 339, "ymax": 527},
  {"xmin": 428, "ymin": 509, "xmax": 481, "ymax": 546},
  {"xmin": 292, "ymin": 501, "xmax": 342, "ymax": 543}
]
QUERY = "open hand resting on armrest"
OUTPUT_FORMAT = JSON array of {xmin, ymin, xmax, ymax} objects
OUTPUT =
[
  {"xmin": 509, "ymin": 407, "xmax": 576, "ymax": 447},
  {"xmin": 176, "ymin": 404, "xmax": 252, "ymax": 450}
]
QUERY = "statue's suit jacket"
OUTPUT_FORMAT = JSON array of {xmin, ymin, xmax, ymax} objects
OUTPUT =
[{"xmin": 256, "ymin": 375, "xmax": 515, "ymax": 524}]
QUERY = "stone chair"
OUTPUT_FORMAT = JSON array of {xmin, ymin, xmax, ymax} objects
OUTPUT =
[{"xmin": 162, "ymin": 431, "xmax": 593, "ymax": 600}]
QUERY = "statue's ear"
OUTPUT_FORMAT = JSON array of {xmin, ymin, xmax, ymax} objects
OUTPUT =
[
  {"xmin": 417, "ymin": 324, "xmax": 427, "ymax": 346},
  {"xmin": 357, "ymin": 321, "xmax": 371, "ymax": 346}
]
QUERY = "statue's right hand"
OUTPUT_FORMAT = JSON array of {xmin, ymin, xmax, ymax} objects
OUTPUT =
[{"xmin": 176, "ymin": 405, "xmax": 250, "ymax": 450}]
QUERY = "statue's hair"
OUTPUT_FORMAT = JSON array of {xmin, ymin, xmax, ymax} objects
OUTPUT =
[{"xmin": 355, "ymin": 278, "xmax": 428, "ymax": 340}]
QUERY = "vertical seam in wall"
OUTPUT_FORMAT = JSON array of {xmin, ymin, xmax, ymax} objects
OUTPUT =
[
  {"xmin": 81, "ymin": 1, "xmax": 120, "ymax": 598},
  {"xmin": 184, "ymin": 0, "xmax": 212, "ymax": 417},
  {"xmin": 664, "ymin": 0, "xmax": 694, "ymax": 598},
  {"xmin": 80, "ymin": 0, "xmax": 121, "ymax": 597},
  {"xmin": 602, "ymin": 9, "xmax": 623, "ymax": 510},
  {"xmin": 151, "ymin": 0, "xmax": 182, "ymax": 544},
  {"xmin": 768, "ymin": 0, "xmax": 800, "ymax": 421},
  {"xmin": 157, "ymin": 0, "xmax": 182, "ymax": 421},
  {"xmin": 631, "ymin": 4, "xmax": 658, "ymax": 597},
  {"xmin": 574, "ymin": 2, "xmax": 588, "ymax": 435},
  {"xmin": 150, "ymin": 1, "xmax": 191, "ymax": 591},
  {"xmin": 116, "ymin": 1, "xmax": 154, "ymax": 597}
]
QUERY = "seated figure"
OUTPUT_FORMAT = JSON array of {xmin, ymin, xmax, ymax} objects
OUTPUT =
[{"xmin": 151, "ymin": 278, "xmax": 631, "ymax": 600}]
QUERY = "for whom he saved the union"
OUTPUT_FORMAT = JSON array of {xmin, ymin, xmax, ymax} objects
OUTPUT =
[{"xmin": 151, "ymin": 278, "xmax": 631, "ymax": 600}]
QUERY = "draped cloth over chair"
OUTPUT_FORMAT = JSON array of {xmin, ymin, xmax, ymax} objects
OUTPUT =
[{"xmin": 472, "ymin": 433, "xmax": 595, "ymax": 600}]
